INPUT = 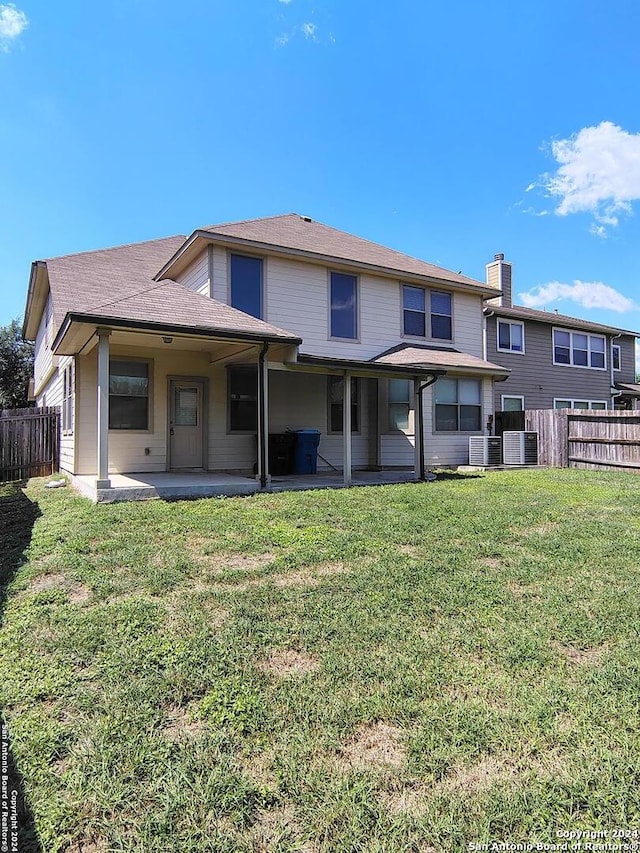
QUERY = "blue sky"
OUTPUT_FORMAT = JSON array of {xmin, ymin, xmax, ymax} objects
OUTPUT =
[{"xmin": 1, "ymin": 0, "xmax": 639, "ymax": 365}]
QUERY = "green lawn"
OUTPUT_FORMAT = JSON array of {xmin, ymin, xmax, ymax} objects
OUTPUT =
[{"xmin": 1, "ymin": 469, "xmax": 640, "ymax": 852}]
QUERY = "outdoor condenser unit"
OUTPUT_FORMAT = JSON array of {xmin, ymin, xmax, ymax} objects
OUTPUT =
[
  {"xmin": 468, "ymin": 436, "xmax": 502, "ymax": 466},
  {"xmin": 502, "ymin": 431, "xmax": 538, "ymax": 465}
]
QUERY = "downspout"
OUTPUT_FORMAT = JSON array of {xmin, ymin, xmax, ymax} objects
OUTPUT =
[
  {"xmin": 416, "ymin": 374, "xmax": 439, "ymax": 481},
  {"xmin": 483, "ymin": 308, "xmax": 494, "ymax": 362},
  {"xmin": 258, "ymin": 341, "xmax": 269, "ymax": 489}
]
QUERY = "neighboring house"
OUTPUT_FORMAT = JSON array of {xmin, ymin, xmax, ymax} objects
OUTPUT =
[
  {"xmin": 23, "ymin": 214, "xmax": 510, "ymax": 498},
  {"xmin": 484, "ymin": 254, "xmax": 640, "ymax": 414}
]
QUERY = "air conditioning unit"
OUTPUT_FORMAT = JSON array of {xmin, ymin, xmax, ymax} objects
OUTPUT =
[
  {"xmin": 502, "ymin": 431, "xmax": 538, "ymax": 465},
  {"xmin": 468, "ymin": 436, "xmax": 502, "ymax": 466}
]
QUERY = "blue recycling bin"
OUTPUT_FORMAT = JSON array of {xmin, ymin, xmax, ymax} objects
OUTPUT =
[{"xmin": 293, "ymin": 429, "xmax": 321, "ymax": 475}]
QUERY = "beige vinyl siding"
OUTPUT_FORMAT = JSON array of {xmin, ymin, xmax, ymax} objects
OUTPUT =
[
  {"xmin": 211, "ymin": 246, "xmax": 228, "ymax": 302},
  {"xmin": 36, "ymin": 358, "xmax": 76, "ymax": 475},
  {"xmin": 487, "ymin": 316, "xmax": 619, "ymax": 411},
  {"xmin": 175, "ymin": 251, "xmax": 209, "ymax": 296},
  {"xmin": 261, "ymin": 256, "xmax": 485, "ymax": 360},
  {"xmin": 33, "ymin": 295, "xmax": 56, "ymax": 395}
]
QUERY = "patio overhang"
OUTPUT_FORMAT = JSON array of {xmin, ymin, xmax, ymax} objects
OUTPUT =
[{"xmin": 52, "ymin": 313, "xmax": 301, "ymax": 363}]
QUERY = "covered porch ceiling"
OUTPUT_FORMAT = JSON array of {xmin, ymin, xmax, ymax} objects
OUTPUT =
[{"xmin": 53, "ymin": 319, "xmax": 299, "ymax": 365}]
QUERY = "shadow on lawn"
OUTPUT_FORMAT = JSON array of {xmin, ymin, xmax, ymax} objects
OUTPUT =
[{"xmin": 0, "ymin": 482, "xmax": 44, "ymax": 853}]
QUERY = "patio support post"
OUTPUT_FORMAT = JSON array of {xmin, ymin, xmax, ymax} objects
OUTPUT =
[
  {"xmin": 413, "ymin": 377, "xmax": 422, "ymax": 481},
  {"xmin": 343, "ymin": 371, "xmax": 352, "ymax": 486},
  {"xmin": 257, "ymin": 342, "xmax": 270, "ymax": 489},
  {"xmin": 96, "ymin": 328, "xmax": 111, "ymax": 489}
]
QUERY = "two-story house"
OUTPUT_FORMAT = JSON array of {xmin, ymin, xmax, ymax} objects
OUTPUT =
[
  {"xmin": 23, "ymin": 214, "xmax": 510, "ymax": 500},
  {"xmin": 484, "ymin": 253, "xmax": 640, "ymax": 414}
]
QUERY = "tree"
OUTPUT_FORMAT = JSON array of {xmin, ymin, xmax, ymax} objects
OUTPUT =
[{"xmin": 0, "ymin": 319, "xmax": 34, "ymax": 409}]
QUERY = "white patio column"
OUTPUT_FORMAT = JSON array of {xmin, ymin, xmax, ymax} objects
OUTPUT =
[
  {"xmin": 413, "ymin": 377, "xmax": 422, "ymax": 481},
  {"xmin": 343, "ymin": 371, "xmax": 352, "ymax": 486},
  {"xmin": 96, "ymin": 328, "xmax": 111, "ymax": 489},
  {"xmin": 256, "ymin": 345, "xmax": 270, "ymax": 488}
]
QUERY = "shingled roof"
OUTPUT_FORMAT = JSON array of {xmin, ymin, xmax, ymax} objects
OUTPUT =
[
  {"xmin": 371, "ymin": 343, "xmax": 509, "ymax": 377},
  {"xmin": 29, "ymin": 236, "xmax": 301, "ymax": 346},
  {"xmin": 157, "ymin": 214, "xmax": 498, "ymax": 295},
  {"xmin": 485, "ymin": 304, "xmax": 640, "ymax": 338}
]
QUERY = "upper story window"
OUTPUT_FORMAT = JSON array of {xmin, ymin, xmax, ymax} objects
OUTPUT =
[
  {"xmin": 553, "ymin": 329, "xmax": 606, "ymax": 369},
  {"xmin": 330, "ymin": 272, "xmax": 358, "ymax": 340},
  {"xmin": 109, "ymin": 360, "xmax": 150, "ymax": 430},
  {"xmin": 497, "ymin": 320, "xmax": 524, "ymax": 353},
  {"xmin": 230, "ymin": 254, "xmax": 263, "ymax": 319},
  {"xmin": 434, "ymin": 377, "xmax": 481, "ymax": 432},
  {"xmin": 612, "ymin": 344, "xmax": 621, "ymax": 371},
  {"xmin": 402, "ymin": 286, "xmax": 452, "ymax": 340}
]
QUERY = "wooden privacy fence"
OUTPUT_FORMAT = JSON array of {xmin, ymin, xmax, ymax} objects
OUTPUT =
[
  {"xmin": 524, "ymin": 408, "xmax": 640, "ymax": 472},
  {"xmin": 0, "ymin": 407, "xmax": 60, "ymax": 482}
]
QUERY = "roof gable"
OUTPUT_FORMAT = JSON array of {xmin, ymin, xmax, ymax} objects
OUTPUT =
[{"xmin": 158, "ymin": 214, "xmax": 498, "ymax": 295}]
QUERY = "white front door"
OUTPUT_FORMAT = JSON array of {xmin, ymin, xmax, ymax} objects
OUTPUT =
[{"xmin": 169, "ymin": 380, "xmax": 204, "ymax": 469}]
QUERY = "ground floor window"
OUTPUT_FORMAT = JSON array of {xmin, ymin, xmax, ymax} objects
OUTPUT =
[
  {"xmin": 388, "ymin": 379, "xmax": 411, "ymax": 431},
  {"xmin": 554, "ymin": 399, "xmax": 607, "ymax": 410},
  {"xmin": 328, "ymin": 376, "xmax": 359, "ymax": 432},
  {"xmin": 109, "ymin": 359, "xmax": 150, "ymax": 430},
  {"xmin": 501, "ymin": 395, "xmax": 524, "ymax": 412},
  {"xmin": 435, "ymin": 377, "xmax": 481, "ymax": 431},
  {"xmin": 228, "ymin": 365, "xmax": 258, "ymax": 432},
  {"xmin": 62, "ymin": 362, "xmax": 74, "ymax": 434}
]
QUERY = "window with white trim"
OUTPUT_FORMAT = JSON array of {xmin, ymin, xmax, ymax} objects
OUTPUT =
[
  {"xmin": 388, "ymin": 379, "xmax": 411, "ymax": 431},
  {"xmin": 497, "ymin": 320, "xmax": 524, "ymax": 353},
  {"xmin": 402, "ymin": 286, "xmax": 452, "ymax": 340},
  {"xmin": 62, "ymin": 363, "xmax": 74, "ymax": 434},
  {"xmin": 554, "ymin": 399, "xmax": 607, "ymax": 410},
  {"xmin": 328, "ymin": 376, "xmax": 359, "ymax": 432},
  {"xmin": 109, "ymin": 360, "xmax": 150, "ymax": 430},
  {"xmin": 553, "ymin": 329, "xmax": 606, "ymax": 369},
  {"xmin": 434, "ymin": 377, "xmax": 481, "ymax": 432},
  {"xmin": 612, "ymin": 344, "xmax": 621, "ymax": 371},
  {"xmin": 228, "ymin": 365, "xmax": 257, "ymax": 432},
  {"xmin": 330, "ymin": 272, "xmax": 358, "ymax": 339},
  {"xmin": 501, "ymin": 395, "xmax": 524, "ymax": 412}
]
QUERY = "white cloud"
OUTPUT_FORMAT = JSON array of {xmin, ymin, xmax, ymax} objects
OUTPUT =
[
  {"xmin": 275, "ymin": 32, "xmax": 290, "ymax": 47},
  {"xmin": 519, "ymin": 280, "xmax": 636, "ymax": 314},
  {"xmin": 0, "ymin": 3, "xmax": 28, "ymax": 50},
  {"xmin": 278, "ymin": 0, "xmax": 293, "ymax": 3},
  {"xmin": 536, "ymin": 122, "xmax": 640, "ymax": 233},
  {"xmin": 301, "ymin": 22, "xmax": 316, "ymax": 38}
]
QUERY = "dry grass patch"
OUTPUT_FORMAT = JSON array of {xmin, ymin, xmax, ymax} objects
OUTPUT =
[
  {"xmin": 506, "ymin": 580, "xmax": 541, "ymax": 599},
  {"xmin": 238, "ymin": 749, "xmax": 279, "ymax": 792},
  {"xmin": 66, "ymin": 836, "xmax": 108, "ymax": 853},
  {"xmin": 248, "ymin": 804, "xmax": 316, "ymax": 853},
  {"xmin": 28, "ymin": 573, "xmax": 92, "ymax": 604},
  {"xmin": 259, "ymin": 649, "xmax": 320, "ymax": 678},
  {"xmin": 398, "ymin": 544, "xmax": 422, "ymax": 557},
  {"xmin": 552, "ymin": 640, "xmax": 608, "ymax": 666},
  {"xmin": 163, "ymin": 704, "xmax": 207, "ymax": 742},
  {"xmin": 380, "ymin": 784, "xmax": 430, "ymax": 817},
  {"xmin": 480, "ymin": 556, "xmax": 502, "ymax": 569},
  {"xmin": 340, "ymin": 721, "xmax": 406, "ymax": 771}
]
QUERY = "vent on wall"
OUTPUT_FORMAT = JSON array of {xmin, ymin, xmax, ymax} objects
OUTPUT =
[
  {"xmin": 469, "ymin": 436, "xmax": 502, "ymax": 466},
  {"xmin": 503, "ymin": 431, "xmax": 538, "ymax": 465}
]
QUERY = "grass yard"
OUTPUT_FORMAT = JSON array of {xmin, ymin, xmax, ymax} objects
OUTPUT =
[{"xmin": 1, "ymin": 469, "xmax": 640, "ymax": 852}]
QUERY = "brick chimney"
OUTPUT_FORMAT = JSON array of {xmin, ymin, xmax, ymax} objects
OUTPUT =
[{"xmin": 485, "ymin": 253, "xmax": 512, "ymax": 307}]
